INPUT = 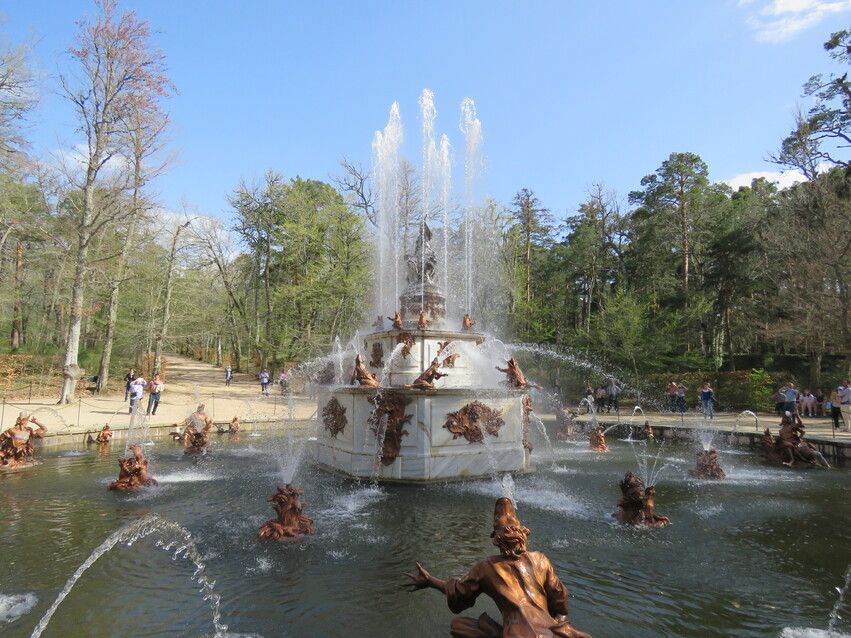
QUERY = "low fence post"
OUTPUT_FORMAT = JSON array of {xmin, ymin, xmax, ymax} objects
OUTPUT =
[
  {"xmin": 1, "ymin": 398, "xmax": 5, "ymax": 426},
  {"xmin": 77, "ymin": 397, "xmax": 82, "ymax": 429},
  {"xmin": 28, "ymin": 381, "xmax": 32, "ymax": 404}
]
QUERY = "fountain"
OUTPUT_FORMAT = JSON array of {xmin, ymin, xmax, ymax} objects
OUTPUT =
[
  {"xmin": 315, "ymin": 220, "xmax": 534, "ymax": 482},
  {"xmin": 687, "ymin": 448, "xmax": 726, "ymax": 480},
  {"xmin": 612, "ymin": 471, "xmax": 670, "ymax": 527},
  {"xmin": 589, "ymin": 424, "xmax": 609, "ymax": 452},
  {"xmin": 107, "ymin": 444, "xmax": 158, "ymax": 491},
  {"xmin": 257, "ymin": 484, "xmax": 315, "ymax": 541}
]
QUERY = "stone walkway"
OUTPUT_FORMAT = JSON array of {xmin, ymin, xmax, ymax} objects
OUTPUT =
[{"xmin": 1, "ymin": 353, "xmax": 317, "ymax": 439}]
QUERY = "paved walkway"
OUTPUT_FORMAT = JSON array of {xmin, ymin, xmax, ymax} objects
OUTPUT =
[
  {"xmin": 569, "ymin": 408, "xmax": 851, "ymax": 442},
  {"xmin": 1, "ymin": 354, "xmax": 317, "ymax": 438}
]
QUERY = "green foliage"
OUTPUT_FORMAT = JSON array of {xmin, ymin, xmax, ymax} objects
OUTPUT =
[{"xmin": 748, "ymin": 368, "xmax": 776, "ymax": 412}]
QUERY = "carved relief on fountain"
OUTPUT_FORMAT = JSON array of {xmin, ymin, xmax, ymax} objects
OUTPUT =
[
  {"xmin": 397, "ymin": 333, "xmax": 416, "ymax": 359},
  {"xmin": 322, "ymin": 397, "xmax": 348, "ymax": 438},
  {"xmin": 444, "ymin": 400, "xmax": 504, "ymax": 443},
  {"xmin": 370, "ymin": 342, "xmax": 385, "ymax": 368},
  {"xmin": 368, "ymin": 391, "xmax": 413, "ymax": 465}
]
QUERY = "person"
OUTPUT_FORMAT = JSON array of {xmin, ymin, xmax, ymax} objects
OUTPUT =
[
  {"xmin": 225, "ymin": 365, "xmax": 233, "ymax": 387},
  {"xmin": 666, "ymin": 381, "xmax": 679, "ymax": 413},
  {"xmin": 123, "ymin": 368, "xmax": 137, "ymax": 401},
  {"xmin": 606, "ymin": 379, "xmax": 622, "ymax": 414},
  {"xmin": 815, "ymin": 388, "xmax": 827, "ymax": 416},
  {"xmin": 146, "ymin": 373, "xmax": 164, "ymax": 416},
  {"xmin": 0, "ymin": 411, "xmax": 48, "ymax": 467},
  {"xmin": 279, "ymin": 370, "xmax": 290, "ymax": 393},
  {"xmin": 699, "ymin": 382, "xmax": 716, "ymax": 420},
  {"xmin": 676, "ymin": 383, "xmax": 688, "ymax": 413},
  {"xmin": 838, "ymin": 380, "xmax": 851, "ymax": 432},
  {"xmin": 783, "ymin": 383, "xmax": 799, "ymax": 416},
  {"xmin": 403, "ymin": 497, "xmax": 592, "ymax": 638},
  {"xmin": 259, "ymin": 369, "xmax": 270, "ymax": 396},
  {"xmin": 129, "ymin": 377, "xmax": 145, "ymax": 414},
  {"xmin": 829, "ymin": 387, "xmax": 842, "ymax": 431},
  {"xmin": 594, "ymin": 384, "xmax": 607, "ymax": 413},
  {"xmin": 774, "ymin": 388, "xmax": 786, "ymax": 416},
  {"xmin": 800, "ymin": 389, "xmax": 817, "ymax": 418}
]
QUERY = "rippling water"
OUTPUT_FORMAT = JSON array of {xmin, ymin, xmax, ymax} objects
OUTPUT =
[{"xmin": 2, "ymin": 435, "xmax": 850, "ymax": 637}]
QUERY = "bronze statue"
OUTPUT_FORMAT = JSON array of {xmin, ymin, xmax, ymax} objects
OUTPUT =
[
  {"xmin": 759, "ymin": 416, "xmax": 830, "ymax": 467},
  {"xmin": 0, "ymin": 411, "xmax": 47, "ymax": 469},
  {"xmin": 441, "ymin": 353, "xmax": 460, "ymax": 368},
  {"xmin": 372, "ymin": 315, "xmax": 384, "ymax": 329},
  {"xmin": 588, "ymin": 425, "xmax": 609, "ymax": 452},
  {"xmin": 406, "ymin": 223, "xmax": 436, "ymax": 285},
  {"xmin": 388, "ymin": 311, "xmax": 404, "ymax": 330},
  {"xmin": 94, "ymin": 424, "xmax": 113, "ymax": 443},
  {"xmin": 368, "ymin": 391, "xmax": 413, "ymax": 465},
  {"xmin": 613, "ymin": 471, "xmax": 670, "ymax": 528},
  {"xmin": 437, "ymin": 340, "xmax": 453, "ymax": 355},
  {"xmin": 496, "ymin": 358, "xmax": 543, "ymax": 390},
  {"xmin": 522, "ymin": 393, "xmax": 534, "ymax": 452},
  {"xmin": 351, "ymin": 353, "xmax": 380, "ymax": 387},
  {"xmin": 418, "ymin": 309, "xmax": 431, "ymax": 330},
  {"xmin": 184, "ymin": 429, "xmax": 209, "ymax": 455},
  {"xmin": 173, "ymin": 404, "xmax": 214, "ymax": 441},
  {"xmin": 406, "ymin": 357, "xmax": 448, "ymax": 390},
  {"xmin": 403, "ymin": 497, "xmax": 592, "ymax": 638},
  {"xmin": 370, "ymin": 342, "xmax": 385, "ymax": 368},
  {"xmin": 462, "ymin": 314, "xmax": 476, "ymax": 332},
  {"xmin": 228, "ymin": 416, "xmax": 240, "ymax": 434},
  {"xmin": 258, "ymin": 485, "xmax": 315, "ymax": 541},
  {"xmin": 322, "ymin": 397, "xmax": 348, "ymax": 438},
  {"xmin": 638, "ymin": 421, "xmax": 655, "ymax": 442},
  {"xmin": 398, "ymin": 333, "xmax": 416, "ymax": 359},
  {"xmin": 108, "ymin": 445, "xmax": 158, "ymax": 491},
  {"xmin": 555, "ymin": 406, "xmax": 576, "ymax": 440},
  {"xmin": 444, "ymin": 401, "xmax": 505, "ymax": 443},
  {"xmin": 688, "ymin": 448, "xmax": 726, "ymax": 479}
]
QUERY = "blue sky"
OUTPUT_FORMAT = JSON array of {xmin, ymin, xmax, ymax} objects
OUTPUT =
[{"xmin": 4, "ymin": 0, "xmax": 851, "ymax": 221}]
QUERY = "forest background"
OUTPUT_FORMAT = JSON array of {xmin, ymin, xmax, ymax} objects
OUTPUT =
[{"xmin": 0, "ymin": 1, "xmax": 849, "ymax": 410}]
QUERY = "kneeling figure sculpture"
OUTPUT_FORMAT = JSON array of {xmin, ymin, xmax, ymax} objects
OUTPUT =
[
  {"xmin": 108, "ymin": 445, "xmax": 158, "ymax": 491},
  {"xmin": 613, "ymin": 471, "xmax": 670, "ymax": 527}
]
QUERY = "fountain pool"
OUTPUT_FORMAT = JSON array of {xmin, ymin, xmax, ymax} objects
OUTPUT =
[{"xmin": 2, "ymin": 432, "xmax": 850, "ymax": 637}]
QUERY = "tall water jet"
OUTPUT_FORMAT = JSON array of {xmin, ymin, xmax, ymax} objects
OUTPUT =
[{"xmin": 460, "ymin": 97, "xmax": 483, "ymax": 312}]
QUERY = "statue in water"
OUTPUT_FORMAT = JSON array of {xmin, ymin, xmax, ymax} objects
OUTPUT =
[
  {"xmin": 613, "ymin": 471, "xmax": 670, "ymax": 527},
  {"xmin": 403, "ymin": 497, "xmax": 592, "ymax": 638},
  {"xmin": 171, "ymin": 404, "xmax": 214, "ymax": 447},
  {"xmin": 588, "ymin": 425, "xmax": 609, "ymax": 452},
  {"xmin": 406, "ymin": 357, "xmax": 448, "ymax": 390},
  {"xmin": 108, "ymin": 445, "xmax": 158, "ymax": 491},
  {"xmin": 406, "ymin": 223, "xmax": 436, "ymax": 285},
  {"xmin": 351, "ymin": 353, "xmax": 380, "ymax": 388},
  {"xmin": 688, "ymin": 448, "xmax": 726, "ymax": 479},
  {"xmin": 0, "ymin": 411, "xmax": 47, "ymax": 469},
  {"xmin": 258, "ymin": 484, "xmax": 315, "ymax": 541},
  {"xmin": 462, "ymin": 314, "xmax": 476, "ymax": 332},
  {"xmin": 759, "ymin": 414, "xmax": 829, "ymax": 467},
  {"xmin": 496, "ymin": 358, "xmax": 543, "ymax": 390},
  {"xmin": 93, "ymin": 425, "xmax": 113, "ymax": 444}
]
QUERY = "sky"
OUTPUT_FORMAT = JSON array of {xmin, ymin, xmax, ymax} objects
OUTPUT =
[{"xmin": 3, "ymin": 0, "xmax": 851, "ymax": 223}]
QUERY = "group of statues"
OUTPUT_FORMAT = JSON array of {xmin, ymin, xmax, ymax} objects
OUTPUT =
[
  {"xmin": 378, "ymin": 310, "xmax": 476, "ymax": 333},
  {"xmin": 760, "ymin": 413, "xmax": 830, "ymax": 468}
]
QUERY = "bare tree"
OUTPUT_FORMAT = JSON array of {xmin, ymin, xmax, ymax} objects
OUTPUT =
[
  {"xmin": 56, "ymin": 0, "xmax": 173, "ymax": 403},
  {"xmin": 332, "ymin": 156, "xmax": 376, "ymax": 225}
]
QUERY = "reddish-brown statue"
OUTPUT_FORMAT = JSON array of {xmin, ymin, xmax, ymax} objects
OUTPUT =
[
  {"xmin": 258, "ymin": 484, "xmax": 315, "ymax": 541},
  {"xmin": 406, "ymin": 357, "xmax": 448, "ymax": 390},
  {"xmin": 388, "ymin": 311, "xmax": 404, "ymax": 330},
  {"xmin": 613, "ymin": 471, "xmax": 670, "ymax": 527},
  {"xmin": 403, "ymin": 497, "xmax": 592, "ymax": 638},
  {"xmin": 108, "ymin": 445, "xmax": 158, "ymax": 491},
  {"xmin": 351, "ymin": 353, "xmax": 380, "ymax": 388},
  {"xmin": 759, "ymin": 415, "xmax": 829, "ymax": 468},
  {"xmin": 418, "ymin": 309, "xmax": 431, "ymax": 330},
  {"xmin": 372, "ymin": 315, "xmax": 385, "ymax": 329},
  {"xmin": 588, "ymin": 425, "xmax": 609, "ymax": 452},
  {"xmin": 555, "ymin": 406, "xmax": 576, "ymax": 440},
  {"xmin": 496, "ymin": 358, "xmax": 543, "ymax": 390},
  {"xmin": 94, "ymin": 424, "xmax": 113, "ymax": 443},
  {"xmin": 462, "ymin": 314, "xmax": 476, "ymax": 332},
  {"xmin": 688, "ymin": 448, "xmax": 726, "ymax": 479},
  {"xmin": 0, "ymin": 411, "xmax": 47, "ymax": 469},
  {"xmin": 184, "ymin": 429, "xmax": 209, "ymax": 455}
]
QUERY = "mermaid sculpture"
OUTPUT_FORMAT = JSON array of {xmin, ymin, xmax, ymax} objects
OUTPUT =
[
  {"xmin": 404, "ymin": 497, "xmax": 592, "ymax": 638},
  {"xmin": 258, "ymin": 484, "xmax": 315, "ymax": 541}
]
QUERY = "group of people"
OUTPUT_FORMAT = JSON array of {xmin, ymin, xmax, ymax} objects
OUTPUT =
[
  {"xmin": 581, "ymin": 379, "xmax": 623, "ymax": 414},
  {"xmin": 122, "ymin": 368, "xmax": 165, "ymax": 416},
  {"xmin": 665, "ymin": 381, "xmax": 717, "ymax": 418},
  {"xmin": 775, "ymin": 381, "xmax": 851, "ymax": 431}
]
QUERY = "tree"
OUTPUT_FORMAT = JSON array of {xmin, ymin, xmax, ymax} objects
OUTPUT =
[
  {"xmin": 56, "ymin": 0, "xmax": 172, "ymax": 403},
  {"xmin": 0, "ymin": 25, "xmax": 37, "ymax": 164},
  {"xmin": 508, "ymin": 189, "xmax": 553, "ymax": 335}
]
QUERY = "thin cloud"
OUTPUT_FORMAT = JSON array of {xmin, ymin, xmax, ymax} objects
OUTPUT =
[
  {"xmin": 740, "ymin": 0, "xmax": 851, "ymax": 42},
  {"xmin": 724, "ymin": 169, "xmax": 807, "ymax": 189}
]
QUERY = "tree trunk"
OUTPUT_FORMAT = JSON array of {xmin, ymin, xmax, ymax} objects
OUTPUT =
[
  {"xmin": 11, "ymin": 239, "xmax": 23, "ymax": 349},
  {"xmin": 59, "ymin": 235, "xmax": 88, "ymax": 404}
]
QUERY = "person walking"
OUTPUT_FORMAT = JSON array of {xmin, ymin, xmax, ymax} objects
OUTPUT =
[
  {"xmin": 783, "ymin": 383, "xmax": 799, "ymax": 416},
  {"xmin": 123, "ymin": 368, "xmax": 137, "ymax": 401},
  {"xmin": 146, "ymin": 374, "xmax": 164, "ymax": 416},
  {"xmin": 838, "ymin": 380, "xmax": 851, "ymax": 432},
  {"xmin": 225, "ymin": 365, "xmax": 233, "ymax": 387},
  {"xmin": 699, "ymin": 382, "xmax": 716, "ymax": 420},
  {"xmin": 259, "ymin": 369, "xmax": 270, "ymax": 396},
  {"xmin": 606, "ymin": 379, "xmax": 622, "ymax": 414},
  {"xmin": 129, "ymin": 378, "xmax": 145, "ymax": 414},
  {"xmin": 676, "ymin": 383, "xmax": 688, "ymax": 414}
]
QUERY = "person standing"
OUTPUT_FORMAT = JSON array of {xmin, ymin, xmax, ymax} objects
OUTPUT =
[
  {"xmin": 699, "ymin": 382, "xmax": 715, "ymax": 420},
  {"xmin": 838, "ymin": 380, "xmax": 851, "ymax": 432},
  {"xmin": 666, "ymin": 381, "xmax": 679, "ymax": 412},
  {"xmin": 606, "ymin": 379, "xmax": 622, "ymax": 414},
  {"xmin": 676, "ymin": 383, "xmax": 688, "ymax": 413},
  {"xmin": 146, "ymin": 374, "xmax": 164, "ymax": 416},
  {"xmin": 829, "ymin": 387, "xmax": 842, "ymax": 431},
  {"xmin": 783, "ymin": 383, "xmax": 799, "ymax": 416},
  {"xmin": 129, "ymin": 378, "xmax": 145, "ymax": 414},
  {"xmin": 225, "ymin": 365, "xmax": 233, "ymax": 387},
  {"xmin": 259, "ymin": 369, "xmax": 270, "ymax": 396},
  {"xmin": 123, "ymin": 368, "xmax": 137, "ymax": 401},
  {"xmin": 594, "ymin": 384, "xmax": 607, "ymax": 413}
]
